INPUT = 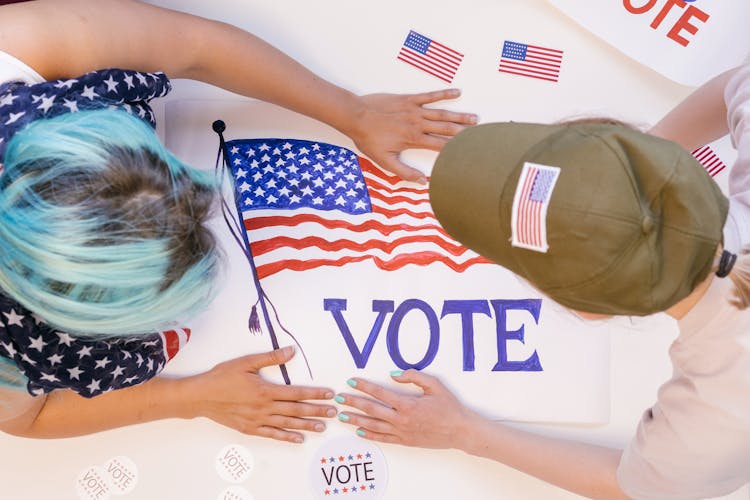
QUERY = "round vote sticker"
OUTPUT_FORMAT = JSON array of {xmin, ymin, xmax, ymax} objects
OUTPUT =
[
  {"xmin": 217, "ymin": 485, "xmax": 255, "ymax": 500},
  {"xmin": 101, "ymin": 456, "xmax": 139, "ymax": 495},
  {"xmin": 309, "ymin": 435, "xmax": 388, "ymax": 499},
  {"xmin": 75, "ymin": 465, "xmax": 112, "ymax": 500},
  {"xmin": 75, "ymin": 456, "xmax": 139, "ymax": 500},
  {"xmin": 215, "ymin": 444, "xmax": 255, "ymax": 483}
]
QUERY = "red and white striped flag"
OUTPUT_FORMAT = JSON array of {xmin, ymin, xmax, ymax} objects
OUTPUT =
[
  {"xmin": 499, "ymin": 40, "xmax": 563, "ymax": 83},
  {"xmin": 226, "ymin": 139, "xmax": 492, "ymax": 279},
  {"xmin": 397, "ymin": 30, "xmax": 464, "ymax": 84},
  {"xmin": 692, "ymin": 144, "xmax": 727, "ymax": 177},
  {"xmin": 511, "ymin": 162, "xmax": 560, "ymax": 253},
  {"xmin": 159, "ymin": 328, "xmax": 191, "ymax": 361}
]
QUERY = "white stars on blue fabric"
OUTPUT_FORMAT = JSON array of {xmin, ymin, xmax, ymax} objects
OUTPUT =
[
  {"xmin": 227, "ymin": 139, "xmax": 372, "ymax": 214},
  {"xmin": 0, "ymin": 68, "xmax": 171, "ymax": 167},
  {"xmin": 0, "ymin": 295, "xmax": 172, "ymax": 398}
]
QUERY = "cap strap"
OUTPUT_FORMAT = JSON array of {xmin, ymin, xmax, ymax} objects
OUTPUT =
[{"xmin": 716, "ymin": 250, "xmax": 738, "ymax": 278}]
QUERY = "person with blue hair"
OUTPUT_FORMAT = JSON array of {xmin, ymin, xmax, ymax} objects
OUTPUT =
[{"xmin": 0, "ymin": 0, "xmax": 477, "ymax": 441}]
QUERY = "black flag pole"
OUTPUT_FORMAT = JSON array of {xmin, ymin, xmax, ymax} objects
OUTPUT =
[{"xmin": 212, "ymin": 120, "xmax": 291, "ymax": 385}]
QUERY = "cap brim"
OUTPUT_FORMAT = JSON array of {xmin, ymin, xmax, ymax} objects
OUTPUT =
[{"xmin": 430, "ymin": 122, "xmax": 566, "ymax": 264}]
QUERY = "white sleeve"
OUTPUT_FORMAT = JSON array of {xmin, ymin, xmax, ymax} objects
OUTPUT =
[
  {"xmin": 0, "ymin": 50, "xmax": 43, "ymax": 86},
  {"xmin": 725, "ymin": 64, "xmax": 750, "ymax": 197},
  {"xmin": 722, "ymin": 65, "xmax": 750, "ymax": 253},
  {"xmin": 616, "ymin": 289, "xmax": 750, "ymax": 500},
  {"xmin": 617, "ymin": 387, "xmax": 749, "ymax": 500}
]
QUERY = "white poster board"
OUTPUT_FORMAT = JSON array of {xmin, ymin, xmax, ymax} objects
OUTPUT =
[
  {"xmin": 4, "ymin": 1, "xmax": 749, "ymax": 499},
  {"xmin": 164, "ymin": 99, "xmax": 611, "ymax": 424},
  {"xmin": 547, "ymin": 0, "xmax": 750, "ymax": 85}
]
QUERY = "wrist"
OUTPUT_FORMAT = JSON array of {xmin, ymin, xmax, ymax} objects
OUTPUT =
[
  {"xmin": 329, "ymin": 92, "xmax": 367, "ymax": 140},
  {"xmin": 456, "ymin": 410, "xmax": 498, "ymax": 456},
  {"xmin": 152, "ymin": 376, "xmax": 202, "ymax": 421}
]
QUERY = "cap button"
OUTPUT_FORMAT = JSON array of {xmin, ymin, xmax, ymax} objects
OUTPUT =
[{"xmin": 641, "ymin": 215, "xmax": 654, "ymax": 235}]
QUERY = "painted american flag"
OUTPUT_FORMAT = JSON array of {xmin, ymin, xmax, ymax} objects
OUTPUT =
[
  {"xmin": 499, "ymin": 40, "xmax": 563, "ymax": 83},
  {"xmin": 397, "ymin": 30, "xmax": 464, "ymax": 84},
  {"xmin": 226, "ymin": 139, "xmax": 491, "ymax": 279},
  {"xmin": 692, "ymin": 144, "xmax": 727, "ymax": 177},
  {"xmin": 511, "ymin": 162, "xmax": 560, "ymax": 253}
]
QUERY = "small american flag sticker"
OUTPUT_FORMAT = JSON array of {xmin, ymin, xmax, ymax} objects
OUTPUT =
[
  {"xmin": 499, "ymin": 40, "xmax": 563, "ymax": 83},
  {"xmin": 692, "ymin": 144, "xmax": 727, "ymax": 177},
  {"xmin": 397, "ymin": 30, "xmax": 464, "ymax": 84},
  {"xmin": 511, "ymin": 162, "xmax": 560, "ymax": 253}
]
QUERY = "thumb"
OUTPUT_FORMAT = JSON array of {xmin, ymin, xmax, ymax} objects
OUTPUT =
[
  {"xmin": 243, "ymin": 346, "xmax": 295, "ymax": 372},
  {"xmin": 391, "ymin": 369, "xmax": 443, "ymax": 395}
]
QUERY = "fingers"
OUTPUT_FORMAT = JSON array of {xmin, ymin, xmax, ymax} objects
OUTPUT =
[
  {"xmin": 255, "ymin": 425, "xmax": 306, "ymax": 444},
  {"xmin": 410, "ymin": 134, "xmax": 449, "ymax": 152},
  {"xmin": 391, "ymin": 369, "xmax": 443, "ymax": 395},
  {"xmin": 240, "ymin": 346, "xmax": 296, "ymax": 371},
  {"xmin": 345, "ymin": 378, "xmax": 406, "ymax": 409},
  {"xmin": 350, "ymin": 427, "xmax": 401, "ymax": 445},
  {"xmin": 273, "ymin": 400, "xmax": 337, "ymax": 419},
  {"xmin": 376, "ymin": 155, "xmax": 427, "ymax": 184},
  {"xmin": 422, "ymin": 119, "xmax": 469, "ymax": 138},
  {"xmin": 338, "ymin": 411, "xmax": 395, "ymax": 436},
  {"xmin": 422, "ymin": 107, "xmax": 478, "ymax": 127},
  {"xmin": 335, "ymin": 392, "xmax": 396, "ymax": 421},
  {"xmin": 410, "ymin": 88, "xmax": 462, "ymax": 105},
  {"xmin": 266, "ymin": 414, "xmax": 329, "ymax": 433},
  {"xmin": 269, "ymin": 383, "xmax": 335, "ymax": 402}
]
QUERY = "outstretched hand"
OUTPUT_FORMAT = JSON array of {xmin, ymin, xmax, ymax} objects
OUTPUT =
[
  {"xmin": 184, "ymin": 346, "xmax": 336, "ymax": 443},
  {"xmin": 346, "ymin": 89, "xmax": 478, "ymax": 184},
  {"xmin": 335, "ymin": 370, "xmax": 482, "ymax": 449}
]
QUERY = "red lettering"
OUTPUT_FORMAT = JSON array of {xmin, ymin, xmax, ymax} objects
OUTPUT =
[
  {"xmin": 622, "ymin": 0, "xmax": 657, "ymax": 15},
  {"xmin": 668, "ymin": 6, "xmax": 710, "ymax": 46},
  {"xmin": 622, "ymin": 0, "xmax": 709, "ymax": 47},
  {"xmin": 649, "ymin": 0, "xmax": 685, "ymax": 29}
]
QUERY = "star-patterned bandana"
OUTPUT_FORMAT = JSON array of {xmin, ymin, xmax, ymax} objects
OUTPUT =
[
  {"xmin": 0, "ymin": 293, "xmax": 191, "ymax": 397},
  {"xmin": 0, "ymin": 68, "xmax": 190, "ymax": 397},
  {"xmin": 0, "ymin": 67, "xmax": 171, "ymax": 168}
]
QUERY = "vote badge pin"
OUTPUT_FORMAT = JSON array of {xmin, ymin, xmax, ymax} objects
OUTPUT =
[
  {"xmin": 217, "ymin": 485, "xmax": 255, "ymax": 500},
  {"xmin": 75, "ymin": 456, "xmax": 139, "ymax": 500},
  {"xmin": 101, "ymin": 456, "xmax": 138, "ymax": 496},
  {"xmin": 215, "ymin": 444, "xmax": 255, "ymax": 484},
  {"xmin": 309, "ymin": 435, "xmax": 388, "ymax": 499},
  {"xmin": 75, "ymin": 465, "xmax": 112, "ymax": 500}
]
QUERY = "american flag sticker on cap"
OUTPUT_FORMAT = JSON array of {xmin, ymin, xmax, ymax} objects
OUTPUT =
[
  {"xmin": 511, "ymin": 162, "xmax": 560, "ymax": 253},
  {"xmin": 692, "ymin": 144, "xmax": 727, "ymax": 177}
]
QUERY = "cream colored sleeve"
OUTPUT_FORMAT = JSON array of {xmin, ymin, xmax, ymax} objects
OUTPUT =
[
  {"xmin": 616, "ymin": 286, "xmax": 750, "ymax": 499},
  {"xmin": 726, "ymin": 64, "xmax": 750, "ymax": 196}
]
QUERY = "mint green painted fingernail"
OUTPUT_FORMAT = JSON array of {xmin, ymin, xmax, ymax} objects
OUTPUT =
[
  {"xmin": 356, "ymin": 429, "xmax": 366, "ymax": 437},
  {"xmin": 334, "ymin": 395, "xmax": 345, "ymax": 404},
  {"xmin": 338, "ymin": 413, "xmax": 350, "ymax": 422},
  {"xmin": 346, "ymin": 379, "xmax": 357, "ymax": 388},
  {"xmin": 390, "ymin": 370, "xmax": 403, "ymax": 377}
]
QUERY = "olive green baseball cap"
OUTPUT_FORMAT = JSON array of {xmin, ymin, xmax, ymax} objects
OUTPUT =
[{"xmin": 430, "ymin": 122, "xmax": 728, "ymax": 316}]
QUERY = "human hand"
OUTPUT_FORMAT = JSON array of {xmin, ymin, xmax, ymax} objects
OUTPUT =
[
  {"xmin": 183, "ymin": 346, "xmax": 336, "ymax": 443},
  {"xmin": 334, "ymin": 370, "xmax": 482, "ymax": 449},
  {"xmin": 346, "ymin": 90, "xmax": 478, "ymax": 184}
]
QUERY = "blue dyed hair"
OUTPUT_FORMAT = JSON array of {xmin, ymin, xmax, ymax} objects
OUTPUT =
[{"xmin": 0, "ymin": 110, "xmax": 221, "ymax": 336}]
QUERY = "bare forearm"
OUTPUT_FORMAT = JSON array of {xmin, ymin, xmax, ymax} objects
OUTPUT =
[
  {"xmin": 340, "ymin": 371, "xmax": 629, "ymax": 500},
  {"xmin": 460, "ymin": 417, "xmax": 627, "ymax": 499},
  {"xmin": 0, "ymin": 0, "xmax": 363, "ymax": 136},
  {"xmin": 649, "ymin": 68, "xmax": 738, "ymax": 150},
  {"xmin": 1, "ymin": 376, "xmax": 193, "ymax": 438},
  {"xmin": 178, "ymin": 19, "xmax": 363, "ymax": 136}
]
